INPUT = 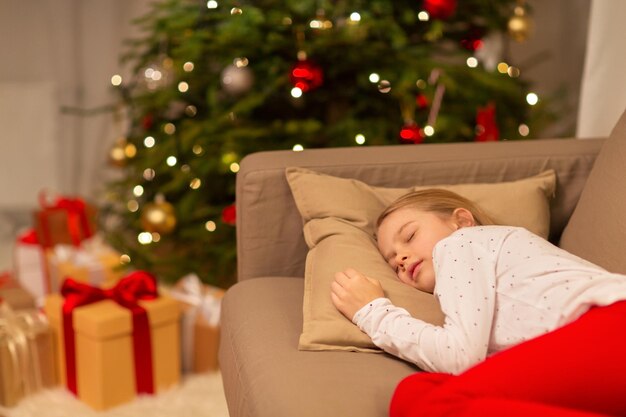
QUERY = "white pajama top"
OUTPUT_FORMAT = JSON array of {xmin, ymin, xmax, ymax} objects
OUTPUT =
[{"xmin": 353, "ymin": 226, "xmax": 626, "ymax": 375}]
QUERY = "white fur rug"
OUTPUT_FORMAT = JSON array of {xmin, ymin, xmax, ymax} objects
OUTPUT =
[{"xmin": 1, "ymin": 372, "xmax": 229, "ymax": 417}]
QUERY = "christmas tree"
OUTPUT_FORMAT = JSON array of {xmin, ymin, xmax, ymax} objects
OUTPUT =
[{"xmin": 104, "ymin": 0, "xmax": 551, "ymax": 287}]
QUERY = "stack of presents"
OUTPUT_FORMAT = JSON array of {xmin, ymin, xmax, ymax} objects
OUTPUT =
[{"xmin": 1, "ymin": 195, "xmax": 224, "ymax": 410}]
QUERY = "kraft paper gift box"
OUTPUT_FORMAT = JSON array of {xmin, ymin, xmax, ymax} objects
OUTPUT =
[
  {"xmin": 0, "ymin": 273, "xmax": 36, "ymax": 311},
  {"xmin": 44, "ymin": 273, "xmax": 181, "ymax": 410},
  {"xmin": 46, "ymin": 237, "xmax": 126, "ymax": 290},
  {"xmin": 0, "ymin": 305, "xmax": 56, "ymax": 407},
  {"xmin": 169, "ymin": 274, "xmax": 224, "ymax": 373}
]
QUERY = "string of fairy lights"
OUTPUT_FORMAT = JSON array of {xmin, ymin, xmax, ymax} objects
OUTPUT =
[{"xmin": 108, "ymin": 0, "xmax": 538, "ymax": 252}]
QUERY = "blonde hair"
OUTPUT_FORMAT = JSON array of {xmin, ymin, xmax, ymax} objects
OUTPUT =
[{"xmin": 377, "ymin": 189, "xmax": 496, "ymax": 228}]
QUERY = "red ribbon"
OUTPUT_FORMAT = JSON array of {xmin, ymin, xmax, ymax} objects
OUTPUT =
[
  {"xmin": 60, "ymin": 271, "xmax": 158, "ymax": 396},
  {"xmin": 38, "ymin": 194, "xmax": 94, "ymax": 248}
]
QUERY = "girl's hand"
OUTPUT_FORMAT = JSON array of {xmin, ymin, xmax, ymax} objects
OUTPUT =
[{"xmin": 331, "ymin": 268, "xmax": 385, "ymax": 320}]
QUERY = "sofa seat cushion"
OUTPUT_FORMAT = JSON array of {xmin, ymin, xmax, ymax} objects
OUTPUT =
[
  {"xmin": 560, "ymin": 108, "xmax": 626, "ymax": 273},
  {"xmin": 219, "ymin": 277, "xmax": 419, "ymax": 417}
]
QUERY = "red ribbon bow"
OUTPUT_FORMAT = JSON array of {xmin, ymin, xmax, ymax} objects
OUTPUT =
[
  {"xmin": 18, "ymin": 229, "xmax": 40, "ymax": 244},
  {"xmin": 61, "ymin": 271, "xmax": 158, "ymax": 396}
]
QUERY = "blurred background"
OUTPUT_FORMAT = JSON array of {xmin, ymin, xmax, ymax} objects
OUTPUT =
[{"xmin": 1, "ymin": 0, "xmax": 625, "ymax": 287}]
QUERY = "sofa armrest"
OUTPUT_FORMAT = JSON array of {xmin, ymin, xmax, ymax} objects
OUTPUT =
[{"xmin": 236, "ymin": 138, "xmax": 604, "ymax": 282}]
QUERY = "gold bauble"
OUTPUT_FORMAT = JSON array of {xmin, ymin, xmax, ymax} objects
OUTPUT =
[
  {"xmin": 108, "ymin": 138, "xmax": 136, "ymax": 167},
  {"xmin": 140, "ymin": 201, "xmax": 177, "ymax": 234},
  {"xmin": 109, "ymin": 141, "xmax": 127, "ymax": 167},
  {"xmin": 508, "ymin": 6, "xmax": 532, "ymax": 42}
]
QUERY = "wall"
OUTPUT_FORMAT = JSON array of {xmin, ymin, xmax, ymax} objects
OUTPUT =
[
  {"xmin": 0, "ymin": 0, "xmax": 150, "ymax": 211},
  {"xmin": 577, "ymin": 0, "xmax": 626, "ymax": 137}
]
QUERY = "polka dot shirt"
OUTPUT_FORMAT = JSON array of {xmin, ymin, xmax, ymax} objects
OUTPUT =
[{"xmin": 352, "ymin": 226, "xmax": 626, "ymax": 375}]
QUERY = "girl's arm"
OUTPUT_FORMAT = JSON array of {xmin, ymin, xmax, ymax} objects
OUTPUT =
[{"xmin": 353, "ymin": 240, "xmax": 497, "ymax": 374}]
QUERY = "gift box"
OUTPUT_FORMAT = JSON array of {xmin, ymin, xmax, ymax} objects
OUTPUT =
[
  {"xmin": 34, "ymin": 194, "xmax": 97, "ymax": 248},
  {"xmin": 0, "ymin": 305, "xmax": 56, "ymax": 407},
  {"xmin": 44, "ymin": 272, "xmax": 181, "ymax": 410},
  {"xmin": 169, "ymin": 274, "xmax": 224, "ymax": 373},
  {"xmin": 14, "ymin": 230, "xmax": 53, "ymax": 305},
  {"xmin": 0, "ymin": 272, "xmax": 36, "ymax": 310},
  {"xmin": 46, "ymin": 236, "xmax": 127, "ymax": 290}
]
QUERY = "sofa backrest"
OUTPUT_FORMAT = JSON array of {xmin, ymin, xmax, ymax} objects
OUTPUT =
[
  {"xmin": 560, "ymin": 108, "xmax": 626, "ymax": 273},
  {"xmin": 236, "ymin": 138, "xmax": 603, "ymax": 281}
]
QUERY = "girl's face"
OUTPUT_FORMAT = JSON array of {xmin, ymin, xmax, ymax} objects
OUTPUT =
[{"xmin": 376, "ymin": 207, "xmax": 464, "ymax": 293}]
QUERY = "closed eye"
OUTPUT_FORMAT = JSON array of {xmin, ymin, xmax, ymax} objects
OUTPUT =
[{"xmin": 406, "ymin": 232, "xmax": 415, "ymax": 242}]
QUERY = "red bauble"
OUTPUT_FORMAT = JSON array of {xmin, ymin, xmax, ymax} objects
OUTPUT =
[
  {"xmin": 416, "ymin": 94, "xmax": 429, "ymax": 110},
  {"xmin": 142, "ymin": 114, "xmax": 154, "ymax": 130},
  {"xmin": 423, "ymin": 0, "xmax": 457, "ymax": 20},
  {"xmin": 475, "ymin": 103, "xmax": 500, "ymax": 142},
  {"xmin": 221, "ymin": 203, "xmax": 236, "ymax": 226},
  {"xmin": 399, "ymin": 123, "xmax": 425, "ymax": 144},
  {"xmin": 460, "ymin": 27, "xmax": 485, "ymax": 51},
  {"xmin": 289, "ymin": 60, "xmax": 323, "ymax": 92}
]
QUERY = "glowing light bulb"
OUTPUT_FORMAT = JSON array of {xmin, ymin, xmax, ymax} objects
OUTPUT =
[
  {"xmin": 111, "ymin": 74, "xmax": 122, "ymax": 86},
  {"xmin": 526, "ymin": 93, "xmax": 539, "ymax": 105},
  {"xmin": 138, "ymin": 232, "xmax": 153, "ymax": 245},
  {"xmin": 291, "ymin": 87, "xmax": 303, "ymax": 98},
  {"xmin": 378, "ymin": 80, "xmax": 391, "ymax": 93},
  {"xmin": 355, "ymin": 134, "xmax": 366, "ymax": 145},
  {"xmin": 466, "ymin": 57, "xmax": 478, "ymax": 68},
  {"xmin": 127, "ymin": 200, "xmax": 139, "ymax": 212},
  {"xmin": 166, "ymin": 156, "xmax": 177, "ymax": 166},
  {"xmin": 144, "ymin": 136, "xmax": 155, "ymax": 148},
  {"xmin": 234, "ymin": 57, "xmax": 249, "ymax": 67},
  {"xmin": 507, "ymin": 66, "xmax": 521, "ymax": 78},
  {"xmin": 190, "ymin": 178, "xmax": 202, "ymax": 189},
  {"xmin": 293, "ymin": 144, "xmax": 304, "ymax": 152},
  {"xmin": 185, "ymin": 105, "xmax": 197, "ymax": 117},
  {"xmin": 369, "ymin": 73, "xmax": 380, "ymax": 83},
  {"xmin": 133, "ymin": 185, "xmax": 144, "ymax": 197},
  {"xmin": 143, "ymin": 168, "xmax": 155, "ymax": 181},
  {"xmin": 205, "ymin": 221, "xmax": 217, "ymax": 232},
  {"xmin": 164, "ymin": 123, "xmax": 176, "ymax": 134},
  {"xmin": 518, "ymin": 124, "xmax": 530, "ymax": 136}
]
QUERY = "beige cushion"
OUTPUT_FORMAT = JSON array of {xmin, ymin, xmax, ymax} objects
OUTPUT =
[
  {"xmin": 286, "ymin": 167, "xmax": 556, "ymax": 352},
  {"xmin": 560, "ymin": 108, "xmax": 626, "ymax": 273}
]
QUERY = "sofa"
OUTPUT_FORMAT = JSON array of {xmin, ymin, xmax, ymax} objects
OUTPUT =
[{"xmin": 219, "ymin": 108, "xmax": 626, "ymax": 417}]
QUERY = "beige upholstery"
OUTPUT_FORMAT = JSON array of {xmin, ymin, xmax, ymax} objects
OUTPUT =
[
  {"xmin": 560, "ymin": 109, "xmax": 626, "ymax": 273},
  {"xmin": 221, "ymin": 133, "xmax": 608, "ymax": 417},
  {"xmin": 220, "ymin": 278, "xmax": 416, "ymax": 417}
]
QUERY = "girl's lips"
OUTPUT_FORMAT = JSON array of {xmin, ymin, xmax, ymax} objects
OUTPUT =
[{"xmin": 408, "ymin": 260, "xmax": 423, "ymax": 280}]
